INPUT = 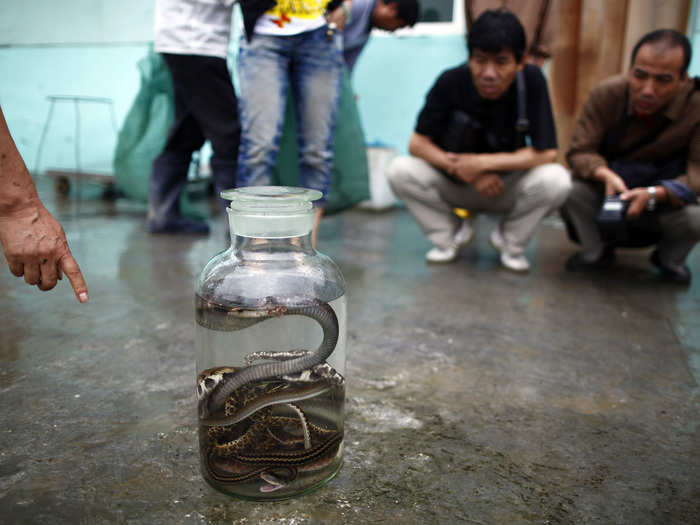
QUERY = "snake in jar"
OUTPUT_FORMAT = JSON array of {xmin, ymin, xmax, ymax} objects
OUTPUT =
[{"xmin": 196, "ymin": 297, "xmax": 343, "ymax": 491}]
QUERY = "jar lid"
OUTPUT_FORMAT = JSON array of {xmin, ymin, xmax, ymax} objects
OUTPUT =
[
  {"xmin": 221, "ymin": 186, "xmax": 322, "ymax": 214},
  {"xmin": 222, "ymin": 187, "xmax": 321, "ymax": 237}
]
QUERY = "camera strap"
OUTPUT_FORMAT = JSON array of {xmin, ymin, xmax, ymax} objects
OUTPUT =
[
  {"xmin": 515, "ymin": 70, "xmax": 530, "ymax": 147},
  {"xmin": 440, "ymin": 67, "xmax": 530, "ymax": 153}
]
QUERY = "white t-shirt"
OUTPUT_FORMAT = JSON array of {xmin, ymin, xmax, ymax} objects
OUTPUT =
[
  {"xmin": 154, "ymin": 0, "xmax": 235, "ymax": 58},
  {"xmin": 254, "ymin": 0, "xmax": 332, "ymax": 36}
]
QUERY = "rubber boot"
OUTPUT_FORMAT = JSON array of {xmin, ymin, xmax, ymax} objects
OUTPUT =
[{"xmin": 148, "ymin": 150, "xmax": 210, "ymax": 234}]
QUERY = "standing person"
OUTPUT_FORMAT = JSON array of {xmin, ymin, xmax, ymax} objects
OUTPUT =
[
  {"xmin": 237, "ymin": 0, "xmax": 349, "ymax": 246},
  {"xmin": 148, "ymin": 0, "xmax": 241, "ymax": 234},
  {"xmin": 343, "ymin": 0, "xmax": 420, "ymax": 73},
  {"xmin": 387, "ymin": 9, "xmax": 570, "ymax": 271},
  {"xmin": 0, "ymin": 106, "xmax": 88, "ymax": 302},
  {"xmin": 563, "ymin": 30, "xmax": 700, "ymax": 284}
]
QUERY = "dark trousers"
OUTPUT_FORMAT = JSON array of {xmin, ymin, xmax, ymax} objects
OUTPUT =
[
  {"xmin": 148, "ymin": 53, "xmax": 241, "ymax": 227},
  {"xmin": 563, "ymin": 179, "xmax": 700, "ymax": 265}
]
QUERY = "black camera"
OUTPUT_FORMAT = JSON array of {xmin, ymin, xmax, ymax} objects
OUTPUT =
[{"xmin": 596, "ymin": 195, "xmax": 630, "ymax": 243}]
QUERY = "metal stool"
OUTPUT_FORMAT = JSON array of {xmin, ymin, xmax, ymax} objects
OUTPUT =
[{"xmin": 34, "ymin": 95, "xmax": 118, "ymax": 197}]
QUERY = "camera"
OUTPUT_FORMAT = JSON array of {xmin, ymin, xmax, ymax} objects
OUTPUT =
[{"xmin": 596, "ymin": 195, "xmax": 630, "ymax": 243}]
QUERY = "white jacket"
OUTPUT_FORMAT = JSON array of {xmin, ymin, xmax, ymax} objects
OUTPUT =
[{"xmin": 154, "ymin": 0, "xmax": 236, "ymax": 58}]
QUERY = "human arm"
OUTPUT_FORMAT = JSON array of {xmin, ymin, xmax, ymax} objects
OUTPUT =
[
  {"xmin": 409, "ymin": 130, "xmax": 506, "ymax": 194},
  {"xmin": 342, "ymin": 0, "xmax": 374, "ymax": 71},
  {"xmin": 598, "ymin": 144, "xmax": 697, "ymax": 216},
  {"xmin": 620, "ymin": 185, "xmax": 673, "ymax": 219},
  {"xmin": 441, "ymin": 147, "xmax": 554, "ymax": 198},
  {"xmin": 472, "ymin": 173, "xmax": 505, "ymax": 197},
  {"xmin": 408, "ymin": 131, "xmax": 456, "ymax": 174},
  {"xmin": 620, "ymin": 156, "xmax": 697, "ymax": 218},
  {"xmin": 566, "ymin": 77, "xmax": 630, "ymax": 180},
  {"xmin": 326, "ymin": 0, "xmax": 352, "ymax": 29},
  {"xmin": 0, "ymin": 106, "xmax": 88, "ymax": 302},
  {"xmin": 447, "ymin": 146, "xmax": 557, "ymax": 182}
]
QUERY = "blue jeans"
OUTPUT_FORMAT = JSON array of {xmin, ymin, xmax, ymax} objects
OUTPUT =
[{"xmin": 236, "ymin": 26, "xmax": 344, "ymax": 205}]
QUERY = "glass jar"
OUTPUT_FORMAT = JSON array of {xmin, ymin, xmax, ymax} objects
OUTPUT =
[{"xmin": 194, "ymin": 186, "xmax": 346, "ymax": 500}]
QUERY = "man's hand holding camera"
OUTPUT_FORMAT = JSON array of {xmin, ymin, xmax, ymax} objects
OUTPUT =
[
  {"xmin": 594, "ymin": 165, "xmax": 628, "ymax": 196},
  {"xmin": 620, "ymin": 187, "xmax": 654, "ymax": 219},
  {"xmin": 594, "ymin": 165, "xmax": 666, "ymax": 219}
]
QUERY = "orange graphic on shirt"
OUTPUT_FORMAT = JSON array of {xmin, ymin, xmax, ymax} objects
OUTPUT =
[{"xmin": 272, "ymin": 13, "xmax": 292, "ymax": 27}]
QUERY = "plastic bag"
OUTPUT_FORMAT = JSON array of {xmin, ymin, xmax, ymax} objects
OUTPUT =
[
  {"xmin": 273, "ymin": 68, "xmax": 370, "ymax": 214},
  {"xmin": 113, "ymin": 46, "xmax": 174, "ymax": 203}
]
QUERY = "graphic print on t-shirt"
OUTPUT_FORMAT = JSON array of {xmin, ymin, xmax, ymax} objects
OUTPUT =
[
  {"xmin": 267, "ymin": 0, "xmax": 331, "ymax": 21},
  {"xmin": 255, "ymin": 0, "xmax": 332, "ymax": 35}
]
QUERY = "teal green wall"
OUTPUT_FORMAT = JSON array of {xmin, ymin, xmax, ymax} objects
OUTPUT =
[
  {"xmin": 0, "ymin": 34, "xmax": 466, "ymax": 174},
  {"xmin": 0, "ymin": 2, "xmax": 154, "ymax": 173},
  {"xmin": 0, "ymin": 45, "xmax": 148, "ymax": 174},
  {"xmin": 352, "ymin": 34, "xmax": 466, "ymax": 152},
  {"xmin": 2, "ymin": 0, "xmax": 699, "ymax": 176},
  {"xmin": 0, "ymin": 1, "xmax": 154, "ymax": 45}
]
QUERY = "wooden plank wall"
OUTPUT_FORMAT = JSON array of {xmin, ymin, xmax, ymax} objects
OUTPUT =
[{"xmin": 549, "ymin": 0, "xmax": 691, "ymax": 159}]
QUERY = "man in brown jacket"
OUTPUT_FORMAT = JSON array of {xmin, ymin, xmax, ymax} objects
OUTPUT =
[{"xmin": 563, "ymin": 29, "xmax": 700, "ymax": 284}]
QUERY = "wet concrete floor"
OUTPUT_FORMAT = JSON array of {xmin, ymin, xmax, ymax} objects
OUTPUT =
[{"xmin": 1, "ymin": 183, "xmax": 699, "ymax": 524}]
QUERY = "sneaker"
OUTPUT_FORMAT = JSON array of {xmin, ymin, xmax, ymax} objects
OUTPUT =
[
  {"xmin": 147, "ymin": 216, "xmax": 210, "ymax": 234},
  {"xmin": 565, "ymin": 248, "xmax": 615, "ymax": 272},
  {"xmin": 650, "ymin": 249, "xmax": 691, "ymax": 285},
  {"xmin": 426, "ymin": 244, "xmax": 459, "ymax": 263},
  {"xmin": 489, "ymin": 227, "xmax": 530, "ymax": 272},
  {"xmin": 425, "ymin": 219, "xmax": 475, "ymax": 263}
]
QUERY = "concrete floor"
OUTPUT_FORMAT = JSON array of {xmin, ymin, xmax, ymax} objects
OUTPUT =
[{"xmin": 1, "ymin": 182, "xmax": 699, "ymax": 524}]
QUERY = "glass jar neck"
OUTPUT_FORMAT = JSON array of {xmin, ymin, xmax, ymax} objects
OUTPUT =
[
  {"xmin": 222, "ymin": 186, "xmax": 320, "ymax": 252},
  {"xmin": 227, "ymin": 202, "xmax": 316, "ymax": 259},
  {"xmin": 230, "ymin": 232, "xmax": 315, "ymax": 259},
  {"xmin": 227, "ymin": 207, "xmax": 315, "ymax": 239}
]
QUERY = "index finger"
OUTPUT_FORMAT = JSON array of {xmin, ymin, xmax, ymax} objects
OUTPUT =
[{"xmin": 58, "ymin": 252, "xmax": 89, "ymax": 303}]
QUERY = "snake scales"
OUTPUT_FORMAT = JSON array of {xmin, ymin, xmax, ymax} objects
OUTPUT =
[{"xmin": 196, "ymin": 297, "xmax": 344, "ymax": 493}]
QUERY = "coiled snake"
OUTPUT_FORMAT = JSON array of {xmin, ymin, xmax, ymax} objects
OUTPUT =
[{"xmin": 196, "ymin": 297, "xmax": 344, "ymax": 493}]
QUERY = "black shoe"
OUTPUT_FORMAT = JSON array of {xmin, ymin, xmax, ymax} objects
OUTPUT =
[
  {"xmin": 650, "ymin": 249, "xmax": 691, "ymax": 285},
  {"xmin": 147, "ymin": 216, "xmax": 210, "ymax": 235},
  {"xmin": 565, "ymin": 248, "xmax": 615, "ymax": 272}
]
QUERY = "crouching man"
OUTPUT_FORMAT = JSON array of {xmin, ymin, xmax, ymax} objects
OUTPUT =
[
  {"xmin": 387, "ymin": 9, "xmax": 570, "ymax": 271},
  {"xmin": 563, "ymin": 30, "xmax": 700, "ymax": 284}
]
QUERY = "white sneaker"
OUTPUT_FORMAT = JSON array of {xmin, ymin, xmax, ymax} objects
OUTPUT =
[
  {"xmin": 489, "ymin": 227, "xmax": 530, "ymax": 272},
  {"xmin": 425, "ymin": 219, "xmax": 475, "ymax": 264},
  {"xmin": 426, "ymin": 244, "xmax": 459, "ymax": 263},
  {"xmin": 500, "ymin": 252, "xmax": 531, "ymax": 272}
]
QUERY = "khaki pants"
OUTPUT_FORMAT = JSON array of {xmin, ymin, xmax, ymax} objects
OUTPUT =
[
  {"xmin": 387, "ymin": 156, "xmax": 572, "ymax": 255},
  {"xmin": 563, "ymin": 179, "xmax": 700, "ymax": 265}
]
